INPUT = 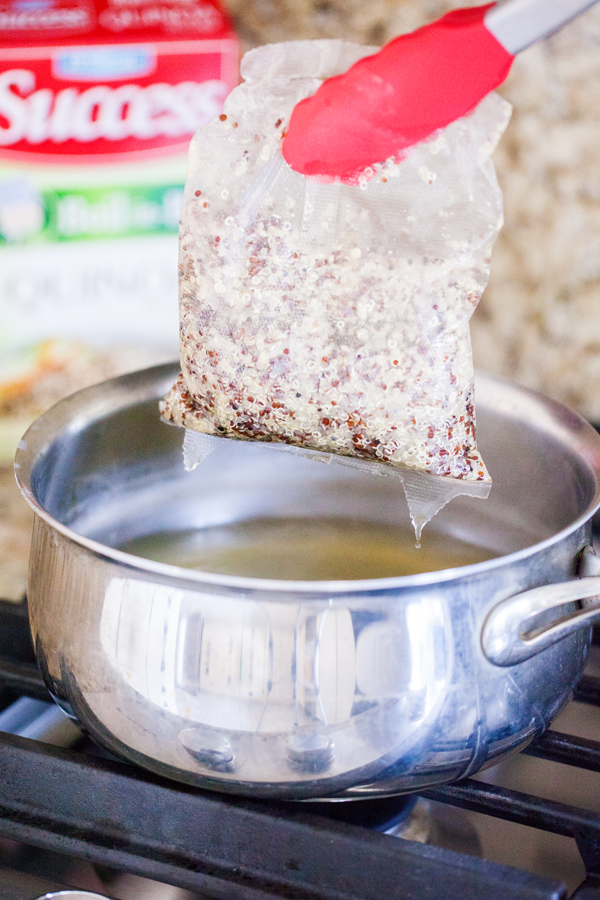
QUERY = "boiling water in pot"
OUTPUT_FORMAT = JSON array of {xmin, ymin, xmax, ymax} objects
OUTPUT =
[{"xmin": 119, "ymin": 517, "xmax": 496, "ymax": 580}]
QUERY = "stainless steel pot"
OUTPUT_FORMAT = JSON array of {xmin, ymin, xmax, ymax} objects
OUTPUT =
[{"xmin": 15, "ymin": 363, "xmax": 600, "ymax": 799}]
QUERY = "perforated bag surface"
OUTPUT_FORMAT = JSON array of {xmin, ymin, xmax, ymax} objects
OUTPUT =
[{"xmin": 161, "ymin": 40, "xmax": 511, "ymax": 482}]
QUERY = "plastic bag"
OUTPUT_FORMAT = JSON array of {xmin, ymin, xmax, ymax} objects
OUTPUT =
[{"xmin": 161, "ymin": 40, "xmax": 511, "ymax": 500}]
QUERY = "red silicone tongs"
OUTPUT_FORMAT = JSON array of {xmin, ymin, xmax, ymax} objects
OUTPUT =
[{"xmin": 282, "ymin": 0, "xmax": 599, "ymax": 181}]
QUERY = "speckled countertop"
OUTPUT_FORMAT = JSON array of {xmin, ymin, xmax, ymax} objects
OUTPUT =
[{"xmin": 227, "ymin": 0, "xmax": 600, "ymax": 421}]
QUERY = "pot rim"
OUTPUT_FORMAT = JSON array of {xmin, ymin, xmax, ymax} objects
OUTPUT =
[{"xmin": 14, "ymin": 364, "xmax": 600, "ymax": 597}]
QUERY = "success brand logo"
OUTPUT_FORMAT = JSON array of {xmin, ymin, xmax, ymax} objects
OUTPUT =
[{"xmin": 0, "ymin": 51, "xmax": 229, "ymax": 160}]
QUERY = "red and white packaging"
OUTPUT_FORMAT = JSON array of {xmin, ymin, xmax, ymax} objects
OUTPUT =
[
  {"xmin": 0, "ymin": 0, "xmax": 239, "ymax": 456},
  {"xmin": 0, "ymin": 0, "xmax": 238, "ymax": 164}
]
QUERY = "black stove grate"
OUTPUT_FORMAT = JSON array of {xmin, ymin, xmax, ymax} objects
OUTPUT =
[{"xmin": 1, "ymin": 598, "xmax": 599, "ymax": 900}]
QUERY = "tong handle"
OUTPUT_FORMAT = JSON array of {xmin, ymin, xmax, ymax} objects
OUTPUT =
[{"xmin": 485, "ymin": 0, "xmax": 599, "ymax": 54}]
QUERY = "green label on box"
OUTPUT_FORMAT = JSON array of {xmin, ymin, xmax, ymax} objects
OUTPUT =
[{"xmin": 0, "ymin": 183, "xmax": 184, "ymax": 244}]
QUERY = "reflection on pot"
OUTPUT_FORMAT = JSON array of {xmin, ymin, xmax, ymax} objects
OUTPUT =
[{"xmin": 96, "ymin": 574, "xmax": 451, "ymax": 788}]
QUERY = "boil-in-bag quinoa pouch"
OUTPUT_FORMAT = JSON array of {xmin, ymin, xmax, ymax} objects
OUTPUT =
[{"xmin": 161, "ymin": 40, "xmax": 511, "ymax": 490}]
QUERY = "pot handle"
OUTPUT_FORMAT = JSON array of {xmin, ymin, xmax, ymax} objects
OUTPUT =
[{"xmin": 482, "ymin": 546, "xmax": 600, "ymax": 667}]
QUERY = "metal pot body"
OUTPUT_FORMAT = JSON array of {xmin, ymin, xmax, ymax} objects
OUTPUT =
[{"xmin": 16, "ymin": 364, "xmax": 600, "ymax": 799}]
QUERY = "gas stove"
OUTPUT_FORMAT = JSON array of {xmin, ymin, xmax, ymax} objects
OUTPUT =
[
  {"xmin": 1, "ymin": 596, "xmax": 600, "ymax": 900},
  {"xmin": 0, "ymin": 601, "xmax": 600, "ymax": 900}
]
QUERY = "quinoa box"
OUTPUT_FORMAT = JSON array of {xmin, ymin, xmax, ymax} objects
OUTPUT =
[
  {"xmin": 0, "ymin": 0, "xmax": 238, "ymax": 456},
  {"xmin": 0, "ymin": 0, "xmax": 239, "ymax": 356},
  {"xmin": 0, "ymin": 0, "xmax": 239, "ymax": 462},
  {"xmin": 0, "ymin": 0, "xmax": 238, "ymax": 598}
]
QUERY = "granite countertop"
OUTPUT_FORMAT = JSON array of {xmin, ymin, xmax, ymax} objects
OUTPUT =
[
  {"xmin": 0, "ymin": 466, "xmax": 32, "ymax": 601},
  {"xmin": 227, "ymin": 0, "xmax": 600, "ymax": 421}
]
